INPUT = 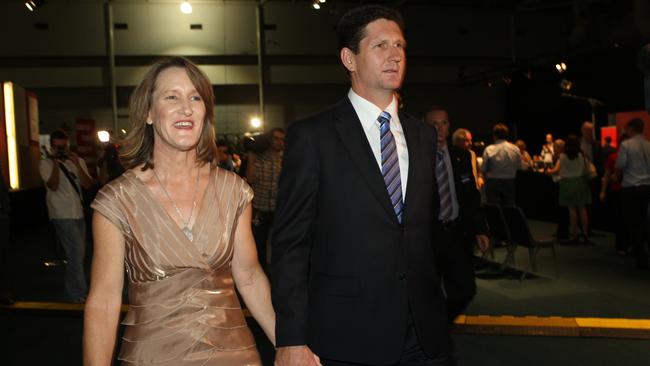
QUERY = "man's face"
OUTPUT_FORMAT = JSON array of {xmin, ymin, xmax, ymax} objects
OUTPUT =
[
  {"xmin": 546, "ymin": 134, "xmax": 553, "ymax": 144},
  {"xmin": 270, "ymin": 131, "xmax": 285, "ymax": 152},
  {"xmin": 456, "ymin": 132, "xmax": 473, "ymax": 150},
  {"xmin": 424, "ymin": 110, "xmax": 450, "ymax": 144},
  {"xmin": 343, "ymin": 19, "xmax": 406, "ymax": 102},
  {"xmin": 51, "ymin": 138, "xmax": 69, "ymax": 157}
]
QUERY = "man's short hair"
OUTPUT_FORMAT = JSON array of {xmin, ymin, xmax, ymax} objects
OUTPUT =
[
  {"xmin": 424, "ymin": 105, "xmax": 447, "ymax": 117},
  {"xmin": 493, "ymin": 123, "xmax": 509, "ymax": 140},
  {"xmin": 50, "ymin": 129, "xmax": 69, "ymax": 146},
  {"xmin": 270, "ymin": 127, "xmax": 285, "ymax": 135},
  {"xmin": 452, "ymin": 128, "xmax": 470, "ymax": 146},
  {"xmin": 627, "ymin": 118, "xmax": 645, "ymax": 134},
  {"xmin": 337, "ymin": 5, "xmax": 405, "ymax": 54}
]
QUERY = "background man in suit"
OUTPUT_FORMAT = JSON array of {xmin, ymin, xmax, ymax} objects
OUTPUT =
[
  {"xmin": 272, "ymin": 5, "xmax": 451, "ymax": 366},
  {"xmin": 424, "ymin": 106, "xmax": 490, "ymax": 322}
]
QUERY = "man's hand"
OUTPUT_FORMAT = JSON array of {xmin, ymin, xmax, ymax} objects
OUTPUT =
[
  {"xmin": 476, "ymin": 234, "xmax": 490, "ymax": 253},
  {"xmin": 275, "ymin": 345, "xmax": 322, "ymax": 366},
  {"xmin": 68, "ymin": 152, "xmax": 81, "ymax": 166}
]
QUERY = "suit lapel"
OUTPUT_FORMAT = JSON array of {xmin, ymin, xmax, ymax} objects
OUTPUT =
[
  {"xmin": 399, "ymin": 113, "xmax": 419, "ymax": 224},
  {"xmin": 334, "ymin": 99, "xmax": 397, "ymax": 221}
]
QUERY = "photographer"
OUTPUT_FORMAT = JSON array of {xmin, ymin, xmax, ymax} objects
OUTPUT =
[{"xmin": 38, "ymin": 129, "xmax": 93, "ymax": 303}]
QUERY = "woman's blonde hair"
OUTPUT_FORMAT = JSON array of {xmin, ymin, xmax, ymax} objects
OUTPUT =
[{"xmin": 120, "ymin": 56, "xmax": 217, "ymax": 170}]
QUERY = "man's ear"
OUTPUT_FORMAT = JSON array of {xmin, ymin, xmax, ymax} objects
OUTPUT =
[{"xmin": 340, "ymin": 48, "xmax": 356, "ymax": 73}]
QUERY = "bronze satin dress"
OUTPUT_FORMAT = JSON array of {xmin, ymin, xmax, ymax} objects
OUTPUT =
[{"xmin": 91, "ymin": 165, "xmax": 261, "ymax": 366}]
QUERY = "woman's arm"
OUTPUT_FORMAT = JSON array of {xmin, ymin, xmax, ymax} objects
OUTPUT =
[
  {"xmin": 83, "ymin": 213, "xmax": 125, "ymax": 366},
  {"xmin": 231, "ymin": 204, "xmax": 275, "ymax": 346},
  {"xmin": 546, "ymin": 160, "xmax": 561, "ymax": 175}
]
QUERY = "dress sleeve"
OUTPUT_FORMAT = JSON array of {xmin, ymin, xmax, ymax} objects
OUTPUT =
[
  {"xmin": 91, "ymin": 181, "xmax": 128, "ymax": 235},
  {"xmin": 237, "ymin": 179, "xmax": 254, "ymax": 217}
]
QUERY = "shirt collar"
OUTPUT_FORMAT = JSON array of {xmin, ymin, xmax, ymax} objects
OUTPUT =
[{"xmin": 348, "ymin": 88, "xmax": 399, "ymax": 130}]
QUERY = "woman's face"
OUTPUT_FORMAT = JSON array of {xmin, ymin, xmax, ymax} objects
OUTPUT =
[{"xmin": 148, "ymin": 67, "xmax": 206, "ymax": 152}]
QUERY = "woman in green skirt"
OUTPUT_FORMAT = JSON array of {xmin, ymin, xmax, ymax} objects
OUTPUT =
[{"xmin": 547, "ymin": 135, "xmax": 592, "ymax": 243}]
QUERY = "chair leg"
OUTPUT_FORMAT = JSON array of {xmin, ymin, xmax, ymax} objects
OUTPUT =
[{"xmin": 551, "ymin": 245, "xmax": 559, "ymax": 278}]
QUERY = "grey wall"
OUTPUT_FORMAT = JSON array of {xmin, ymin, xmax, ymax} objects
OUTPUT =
[{"xmin": 0, "ymin": 1, "xmax": 572, "ymax": 138}]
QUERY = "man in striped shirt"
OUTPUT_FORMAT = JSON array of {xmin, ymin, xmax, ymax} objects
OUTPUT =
[{"xmin": 246, "ymin": 128, "xmax": 285, "ymax": 266}]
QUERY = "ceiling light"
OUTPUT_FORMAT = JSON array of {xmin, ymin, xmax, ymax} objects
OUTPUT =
[
  {"xmin": 25, "ymin": 0, "xmax": 45, "ymax": 12},
  {"xmin": 312, "ymin": 3, "xmax": 321, "ymax": 9},
  {"xmin": 97, "ymin": 130, "xmax": 110, "ymax": 143},
  {"xmin": 319, "ymin": 0, "xmax": 327, "ymax": 3},
  {"xmin": 250, "ymin": 117, "xmax": 262, "ymax": 129},
  {"xmin": 555, "ymin": 62, "xmax": 567, "ymax": 73},
  {"xmin": 180, "ymin": 1, "xmax": 192, "ymax": 14}
]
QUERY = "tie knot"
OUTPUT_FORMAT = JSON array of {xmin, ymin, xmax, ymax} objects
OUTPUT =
[{"xmin": 378, "ymin": 111, "xmax": 392, "ymax": 126}]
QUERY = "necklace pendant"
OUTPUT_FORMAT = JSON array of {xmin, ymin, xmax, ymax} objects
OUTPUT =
[{"xmin": 182, "ymin": 227, "xmax": 193, "ymax": 242}]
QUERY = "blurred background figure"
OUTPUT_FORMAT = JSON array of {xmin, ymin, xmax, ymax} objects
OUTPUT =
[
  {"xmin": 424, "ymin": 106, "xmax": 490, "ymax": 323},
  {"xmin": 482, "ymin": 123, "xmax": 523, "ymax": 206},
  {"xmin": 246, "ymin": 127, "xmax": 285, "ymax": 266},
  {"xmin": 541, "ymin": 133, "xmax": 556, "ymax": 167},
  {"xmin": 515, "ymin": 139, "xmax": 533, "ymax": 170},
  {"xmin": 453, "ymin": 128, "xmax": 483, "ymax": 189},
  {"xmin": 600, "ymin": 133, "xmax": 629, "ymax": 256},
  {"xmin": 38, "ymin": 129, "xmax": 94, "ymax": 303},
  {"xmin": 616, "ymin": 118, "xmax": 650, "ymax": 269},
  {"xmin": 547, "ymin": 135, "xmax": 592, "ymax": 243},
  {"xmin": 97, "ymin": 131, "xmax": 124, "ymax": 185},
  {"xmin": 216, "ymin": 141, "xmax": 235, "ymax": 172}
]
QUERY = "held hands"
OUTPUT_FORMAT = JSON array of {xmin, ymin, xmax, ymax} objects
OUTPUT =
[{"xmin": 274, "ymin": 346, "xmax": 322, "ymax": 366}]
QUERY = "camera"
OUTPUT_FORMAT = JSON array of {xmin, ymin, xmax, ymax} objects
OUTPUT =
[{"xmin": 51, "ymin": 147, "xmax": 69, "ymax": 160}]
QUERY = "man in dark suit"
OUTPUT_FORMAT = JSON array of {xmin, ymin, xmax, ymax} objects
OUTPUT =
[
  {"xmin": 272, "ymin": 5, "xmax": 451, "ymax": 366},
  {"xmin": 424, "ymin": 106, "xmax": 490, "ymax": 322}
]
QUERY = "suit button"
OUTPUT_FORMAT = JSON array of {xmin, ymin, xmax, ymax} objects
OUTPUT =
[{"xmin": 399, "ymin": 273, "xmax": 406, "ymax": 280}]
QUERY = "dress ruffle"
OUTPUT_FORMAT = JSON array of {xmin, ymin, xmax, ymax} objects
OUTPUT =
[{"xmin": 118, "ymin": 267, "xmax": 259, "ymax": 365}]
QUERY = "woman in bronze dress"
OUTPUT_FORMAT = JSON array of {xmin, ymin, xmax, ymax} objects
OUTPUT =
[{"xmin": 83, "ymin": 57, "xmax": 276, "ymax": 365}]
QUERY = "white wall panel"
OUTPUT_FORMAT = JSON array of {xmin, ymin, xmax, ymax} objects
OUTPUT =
[
  {"xmin": 264, "ymin": 3, "xmax": 338, "ymax": 55},
  {"xmin": 113, "ymin": 4, "xmax": 151, "ymax": 55},
  {"xmin": 223, "ymin": 3, "xmax": 257, "ymax": 55},
  {"xmin": 147, "ymin": 3, "xmax": 225, "ymax": 55},
  {"xmin": 0, "ymin": 2, "xmax": 105, "ymax": 56}
]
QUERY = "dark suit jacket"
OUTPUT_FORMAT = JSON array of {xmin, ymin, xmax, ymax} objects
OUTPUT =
[
  {"xmin": 271, "ymin": 98, "xmax": 449, "ymax": 365},
  {"xmin": 447, "ymin": 145, "xmax": 488, "ymax": 238}
]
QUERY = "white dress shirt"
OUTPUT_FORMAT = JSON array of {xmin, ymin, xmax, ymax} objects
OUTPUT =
[
  {"xmin": 348, "ymin": 89, "xmax": 409, "ymax": 198},
  {"xmin": 616, "ymin": 134, "xmax": 650, "ymax": 187}
]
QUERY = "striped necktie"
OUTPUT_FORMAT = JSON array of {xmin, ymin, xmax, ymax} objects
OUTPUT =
[
  {"xmin": 436, "ymin": 149, "xmax": 453, "ymax": 221},
  {"xmin": 379, "ymin": 111, "xmax": 403, "ymax": 223}
]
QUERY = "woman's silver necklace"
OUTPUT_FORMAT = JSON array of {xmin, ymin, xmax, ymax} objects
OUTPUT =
[{"xmin": 152, "ymin": 167, "xmax": 200, "ymax": 242}]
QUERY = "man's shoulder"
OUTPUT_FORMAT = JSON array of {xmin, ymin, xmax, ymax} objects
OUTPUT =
[{"xmin": 449, "ymin": 145, "xmax": 470, "ymax": 159}]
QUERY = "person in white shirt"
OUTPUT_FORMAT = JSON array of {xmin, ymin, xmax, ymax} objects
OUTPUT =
[
  {"xmin": 38, "ymin": 129, "xmax": 94, "ymax": 302},
  {"xmin": 616, "ymin": 118, "xmax": 650, "ymax": 269},
  {"xmin": 481, "ymin": 123, "xmax": 523, "ymax": 206},
  {"xmin": 540, "ymin": 133, "xmax": 555, "ymax": 166}
]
